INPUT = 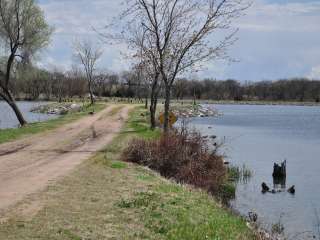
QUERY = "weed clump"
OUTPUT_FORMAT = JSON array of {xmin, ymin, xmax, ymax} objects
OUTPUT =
[
  {"xmin": 228, "ymin": 164, "xmax": 252, "ymax": 183},
  {"xmin": 122, "ymin": 127, "xmax": 226, "ymax": 195}
]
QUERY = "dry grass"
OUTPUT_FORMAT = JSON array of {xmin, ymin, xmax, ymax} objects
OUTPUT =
[{"xmin": 122, "ymin": 127, "xmax": 226, "ymax": 195}]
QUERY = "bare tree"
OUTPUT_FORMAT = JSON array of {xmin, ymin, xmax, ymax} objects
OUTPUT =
[
  {"xmin": 51, "ymin": 68, "xmax": 66, "ymax": 103},
  {"xmin": 74, "ymin": 40, "xmax": 103, "ymax": 105},
  {"xmin": 130, "ymin": 26, "xmax": 162, "ymax": 129},
  {"xmin": 174, "ymin": 78, "xmax": 189, "ymax": 101},
  {"xmin": 121, "ymin": 0, "xmax": 248, "ymax": 131},
  {"xmin": 66, "ymin": 65, "xmax": 87, "ymax": 98},
  {"xmin": 94, "ymin": 71, "xmax": 108, "ymax": 98},
  {"xmin": 142, "ymin": 56, "xmax": 161, "ymax": 130},
  {"xmin": 107, "ymin": 74, "xmax": 119, "ymax": 96},
  {"xmin": 100, "ymin": 11, "xmax": 162, "ymax": 129},
  {"xmin": 0, "ymin": 0, "xmax": 52, "ymax": 126}
]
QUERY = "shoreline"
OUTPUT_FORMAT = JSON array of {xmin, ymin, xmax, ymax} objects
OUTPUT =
[
  {"xmin": 193, "ymin": 100, "xmax": 320, "ymax": 107},
  {"xmin": 2, "ymin": 98, "xmax": 320, "ymax": 107},
  {"xmin": 204, "ymin": 100, "xmax": 320, "ymax": 107},
  {"xmin": 0, "ymin": 102, "xmax": 304, "ymax": 239}
]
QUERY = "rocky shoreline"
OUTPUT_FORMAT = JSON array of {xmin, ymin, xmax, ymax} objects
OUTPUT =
[
  {"xmin": 171, "ymin": 104, "xmax": 220, "ymax": 118},
  {"xmin": 31, "ymin": 102, "xmax": 82, "ymax": 115}
]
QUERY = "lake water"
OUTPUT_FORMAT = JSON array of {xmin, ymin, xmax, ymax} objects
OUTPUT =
[
  {"xmin": 0, "ymin": 101, "xmax": 57, "ymax": 129},
  {"xmin": 190, "ymin": 104, "xmax": 320, "ymax": 237}
]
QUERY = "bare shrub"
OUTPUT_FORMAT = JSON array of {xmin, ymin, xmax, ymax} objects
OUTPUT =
[{"xmin": 122, "ymin": 127, "xmax": 226, "ymax": 194}]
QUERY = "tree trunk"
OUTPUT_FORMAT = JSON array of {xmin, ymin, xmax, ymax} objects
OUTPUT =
[
  {"xmin": 149, "ymin": 73, "xmax": 160, "ymax": 130},
  {"xmin": 0, "ymin": 48, "xmax": 27, "ymax": 126},
  {"xmin": 150, "ymin": 85, "xmax": 159, "ymax": 130},
  {"xmin": 145, "ymin": 96, "xmax": 148, "ymax": 109},
  {"xmin": 8, "ymin": 99, "xmax": 27, "ymax": 127},
  {"xmin": 88, "ymin": 82, "xmax": 95, "ymax": 105},
  {"xmin": 163, "ymin": 86, "xmax": 171, "ymax": 132},
  {"xmin": 150, "ymin": 96, "xmax": 158, "ymax": 130},
  {"xmin": 0, "ymin": 90, "xmax": 27, "ymax": 126}
]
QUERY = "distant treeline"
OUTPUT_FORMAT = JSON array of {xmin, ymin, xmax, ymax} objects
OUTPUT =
[
  {"xmin": 173, "ymin": 78, "xmax": 320, "ymax": 102},
  {"xmin": 6, "ymin": 66, "xmax": 320, "ymax": 103}
]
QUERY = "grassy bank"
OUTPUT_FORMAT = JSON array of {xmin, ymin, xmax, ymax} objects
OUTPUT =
[
  {"xmin": 0, "ymin": 105, "xmax": 255, "ymax": 240},
  {"xmin": 0, "ymin": 103, "xmax": 106, "ymax": 144}
]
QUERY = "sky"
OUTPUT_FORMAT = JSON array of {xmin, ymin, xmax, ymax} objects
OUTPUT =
[{"xmin": 37, "ymin": 0, "xmax": 320, "ymax": 81}]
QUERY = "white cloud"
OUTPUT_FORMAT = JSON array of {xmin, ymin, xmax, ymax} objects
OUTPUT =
[
  {"xmin": 36, "ymin": 0, "xmax": 320, "ymax": 81},
  {"xmin": 38, "ymin": 0, "xmax": 127, "ymax": 72},
  {"xmin": 236, "ymin": 0, "xmax": 320, "ymax": 33},
  {"xmin": 39, "ymin": 0, "xmax": 122, "ymax": 36}
]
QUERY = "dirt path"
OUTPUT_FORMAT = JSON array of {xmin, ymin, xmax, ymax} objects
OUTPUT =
[{"xmin": 0, "ymin": 104, "xmax": 132, "ymax": 215}]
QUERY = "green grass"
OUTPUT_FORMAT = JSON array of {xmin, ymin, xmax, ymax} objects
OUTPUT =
[
  {"xmin": 0, "ymin": 104, "xmax": 255, "ymax": 240},
  {"xmin": 114, "ymin": 183, "xmax": 254, "ymax": 240},
  {"xmin": 125, "ymin": 106, "xmax": 161, "ymax": 139},
  {"xmin": 0, "ymin": 103, "xmax": 106, "ymax": 144},
  {"xmin": 110, "ymin": 161, "xmax": 127, "ymax": 169}
]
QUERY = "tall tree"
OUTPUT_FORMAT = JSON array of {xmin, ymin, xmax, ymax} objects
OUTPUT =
[
  {"xmin": 129, "ymin": 24, "xmax": 162, "ymax": 129},
  {"xmin": 74, "ymin": 40, "xmax": 103, "ymax": 105},
  {"xmin": 135, "ymin": 30, "xmax": 161, "ymax": 129},
  {"xmin": 122, "ymin": 0, "xmax": 248, "ymax": 131},
  {"xmin": 0, "ymin": 0, "xmax": 52, "ymax": 126},
  {"xmin": 102, "ymin": 10, "xmax": 162, "ymax": 129}
]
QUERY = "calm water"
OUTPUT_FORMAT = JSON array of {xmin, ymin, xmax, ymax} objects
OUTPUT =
[
  {"xmin": 0, "ymin": 101, "xmax": 57, "ymax": 129},
  {"xmin": 190, "ymin": 104, "xmax": 320, "ymax": 237}
]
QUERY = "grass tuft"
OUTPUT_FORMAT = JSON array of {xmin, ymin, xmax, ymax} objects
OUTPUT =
[
  {"xmin": 228, "ymin": 164, "xmax": 253, "ymax": 183},
  {"xmin": 110, "ymin": 161, "xmax": 127, "ymax": 169}
]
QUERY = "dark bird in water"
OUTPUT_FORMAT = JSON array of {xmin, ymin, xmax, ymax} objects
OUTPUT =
[
  {"xmin": 261, "ymin": 182, "xmax": 270, "ymax": 193},
  {"xmin": 288, "ymin": 185, "xmax": 295, "ymax": 194}
]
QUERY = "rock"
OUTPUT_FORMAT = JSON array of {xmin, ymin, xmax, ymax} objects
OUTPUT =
[
  {"xmin": 262, "ymin": 182, "xmax": 270, "ymax": 193},
  {"xmin": 248, "ymin": 211, "xmax": 258, "ymax": 222},
  {"xmin": 69, "ymin": 103, "xmax": 81, "ymax": 112},
  {"xmin": 288, "ymin": 185, "xmax": 295, "ymax": 194},
  {"xmin": 70, "ymin": 103, "xmax": 79, "ymax": 109}
]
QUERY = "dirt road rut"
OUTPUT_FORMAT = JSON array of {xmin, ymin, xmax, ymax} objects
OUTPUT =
[{"xmin": 0, "ymin": 105, "xmax": 131, "ymax": 215}]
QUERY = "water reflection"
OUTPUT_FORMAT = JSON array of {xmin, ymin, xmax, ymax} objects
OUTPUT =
[
  {"xmin": 273, "ymin": 176, "xmax": 286, "ymax": 191},
  {"xmin": 0, "ymin": 101, "xmax": 57, "ymax": 129}
]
